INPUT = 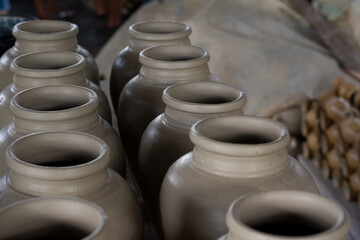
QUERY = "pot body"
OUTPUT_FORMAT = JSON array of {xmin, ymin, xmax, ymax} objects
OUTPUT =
[
  {"xmin": 138, "ymin": 82, "xmax": 246, "ymax": 235},
  {"xmin": 110, "ymin": 21, "xmax": 191, "ymax": 110},
  {"xmin": 219, "ymin": 191, "xmax": 350, "ymax": 240},
  {"xmin": 0, "ymin": 85, "xmax": 125, "ymax": 177},
  {"xmin": 0, "ymin": 51, "xmax": 111, "ymax": 129},
  {"xmin": 0, "ymin": 131, "xmax": 142, "ymax": 240},
  {"xmin": 0, "ymin": 20, "xmax": 99, "ymax": 91},
  {"xmin": 160, "ymin": 116, "xmax": 318, "ymax": 240},
  {"xmin": 0, "ymin": 198, "xmax": 111, "ymax": 240},
  {"xmin": 117, "ymin": 45, "xmax": 219, "ymax": 179}
]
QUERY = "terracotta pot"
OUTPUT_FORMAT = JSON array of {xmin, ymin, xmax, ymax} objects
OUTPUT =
[
  {"xmin": 160, "ymin": 115, "xmax": 318, "ymax": 240},
  {"xmin": 0, "ymin": 85, "xmax": 125, "ymax": 177},
  {"xmin": 0, "ymin": 51, "xmax": 111, "ymax": 129},
  {"xmin": 0, "ymin": 131, "xmax": 142, "ymax": 239},
  {"xmin": 0, "ymin": 197, "xmax": 111, "ymax": 239},
  {"xmin": 110, "ymin": 21, "xmax": 191, "ymax": 110},
  {"xmin": 323, "ymin": 97, "xmax": 351, "ymax": 122},
  {"xmin": 219, "ymin": 190, "xmax": 350, "ymax": 240},
  {"xmin": 0, "ymin": 20, "xmax": 99, "ymax": 91},
  {"xmin": 117, "ymin": 45, "xmax": 220, "ymax": 179},
  {"xmin": 338, "ymin": 116, "xmax": 360, "ymax": 145},
  {"xmin": 138, "ymin": 82, "xmax": 246, "ymax": 233}
]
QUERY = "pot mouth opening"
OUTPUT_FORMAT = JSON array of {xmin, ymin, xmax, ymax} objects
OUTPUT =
[
  {"xmin": 143, "ymin": 45, "xmax": 205, "ymax": 61},
  {"xmin": 13, "ymin": 85, "xmax": 94, "ymax": 114},
  {"xmin": 230, "ymin": 191, "xmax": 347, "ymax": 239},
  {"xmin": 15, "ymin": 20, "xmax": 77, "ymax": 35},
  {"xmin": 12, "ymin": 52, "xmax": 84, "ymax": 73},
  {"xmin": 8, "ymin": 132, "xmax": 106, "ymax": 169},
  {"xmin": 131, "ymin": 21, "xmax": 189, "ymax": 34},
  {"xmin": 0, "ymin": 198, "xmax": 106, "ymax": 240}
]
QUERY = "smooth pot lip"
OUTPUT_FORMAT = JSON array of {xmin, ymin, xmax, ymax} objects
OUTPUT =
[
  {"xmin": 0, "ymin": 197, "xmax": 108, "ymax": 240},
  {"xmin": 12, "ymin": 20, "xmax": 78, "ymax": 41},
  {"xmin": 129, "ymin": 21, "xmax": 191, "ymax": 41},
  {"xmin": 190, "ymin": 115, "xmax": 290, "ymax": 156},
  {"xmin": 10, "ymin": 51, "xmax": 86, "ymax": 78},
  {"xmin": 163, "ymin": 82, "xmax": 247, "ymax": 113},
  {"xmin": 10, "ymin": 85, "xmax": 98, "ymax": 121},
  {"xmin": 6, "ymin": 131, "xmax": 109, "ymax": 180},
  {"xmin": 227, "ymin": 190, "xmax": 351, "ymax": 240},
  {"xmin": 139, "ymin": 45, "xmax": 209, "ymax": 69}
]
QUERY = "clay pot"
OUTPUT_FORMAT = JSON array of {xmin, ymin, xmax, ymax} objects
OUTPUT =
[
  {"xmin": 323, "ymin": 97, "xmax": 351, "ymax": 122},
  {"xmin": 0, "ymin": 197, "xmax": 111, "ymax": 239},
  {"xmin": 219, "ymin": 190, "xmax": 350, "ymax": 240},
  {"xmin": 0, "ymin": 51, "xmax": 111, "ymax": 129},
  {"xmin": 138, "ymin": 82, "xmax": 246, "ymax": 233},
  {"xmin": 338, "ymin": 116, "xmax": 360, "ymax": 145},
  {"xmin": 0, "ymin": 131, "xmax": 142, "ymax": 239},
  {"xmin": 110, "ymin": 21, "xmax": 191, "ymax": 110},
  {"xmin": 117, "ymin": 45, "xmax": 220, "ymax": 179},
  {"xmin": 0, "ymin": 20, "xmax": 99, "ymax": 91},
  {"xmin": 0, "ymin": 85, "xmax": 125, "ymax": 177},
  {"xmin": 160, "ymin": 115, "xmax": 318, "ymax": 240}
]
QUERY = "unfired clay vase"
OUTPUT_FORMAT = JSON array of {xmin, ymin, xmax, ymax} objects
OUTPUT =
[
  {"xmin": 138, "ymin": 82, "xmax": 246, "ymax": 231},
  {"xmin": 0, "ymin": 197, "xmax": 111, "ymax": 239},
  {"xmin": 0, "ymin": 85, "xmax": 125, "ymax": 177},
  {"xmin": 110, "ymin": 21, "xmax": 191, "ymax": 110},
  {"xmin": 219, "ymin": 190, "xmax": 350, "ymax": 240},
  {"xmin": 160, "ymin": 115, "xmax": 318, "ymax": 240},
  {"xmin": 0, "ymin": 131, "xmax": 142, "ymax": 240},
  {"xmin": 0, "ymin": 51, "xmax": 111, "ymax": 129},
  {"xmin": 0, "ymin": 20, "xmax": 99, "ymax": 91},
  {"xmin": 117, "ymin": 45, "xmax": 220, "ymax": 179}
]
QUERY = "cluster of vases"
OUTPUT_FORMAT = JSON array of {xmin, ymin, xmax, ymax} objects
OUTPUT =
[{"xmin": 0, "ymin": 19, "xmax": 352, "ymax": 240}]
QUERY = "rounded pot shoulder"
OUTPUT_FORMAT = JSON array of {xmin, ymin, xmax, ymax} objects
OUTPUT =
[
  {"xmin": 0, "ymin": 85, "xmax": 13, "ymax": 129},
  {"xmin": 75, "ymin": 45, "xmax": 99, "ymax": 85},
  {"xmin": 86, "ymin": 80, "xmax": 112, "ymax": 124}
]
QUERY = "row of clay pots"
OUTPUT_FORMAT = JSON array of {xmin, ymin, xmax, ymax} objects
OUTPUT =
[
  {"xmin": 0, "ymin": 190, "xmax": 351, "ymax": 240},
  {"xmin": 301, "ymin": 77, "xmax": 360, "ymax": 204}
]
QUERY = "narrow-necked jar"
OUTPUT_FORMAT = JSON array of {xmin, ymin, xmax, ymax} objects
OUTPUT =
[
  {"xmin": 219, "ymin": 190, "xmax": 350, "ymax": 240},
  {"xmin": 0, "ymin": 197, "xmax": 111, "ymax": 239},
  {"xmin": 138, "ymin": 81, "xmax": 247, "ymax": 230},
  {"xmin": 0, "ymin": 19, "xmax": 99, "ymax": 91},
  {"xmin": 117, "ymin": 44, "xmax": 220, "ymax": 179},
  {"xmin": 160, "ymin": 115, "xmax": 318, "ymax": 240},
  {"xmin": 0, "ymin": 51, "xmax": 111, "ymax": 129},
  {"xmin": 0, "ymin": 85, "xmax": 125, "ymax": 177},
  {"xmin": 110, "ymin": 21, "xmax": 191, "ymax": 110},
  {"xmin": 0, "ymin": 131, "xmax": 142, "ymax": 239}
]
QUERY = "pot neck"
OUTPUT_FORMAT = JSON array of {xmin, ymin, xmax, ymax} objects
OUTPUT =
[
  {"xmin": 10, "ymin": 51, "xmax": 86, "ymax": 92},
  {"xmin": 13, "ymin": 20, "xmax": 78, "ymax": 52},
  {"xmin": 10, "ymin": 85, "xmax": 100, "ymax": 134},
  {"xmin": 128, "ymin": 21, "xmax": 191, "ymax": 53},
  {"xmin": 138, "ymin": 45, "xmax": 212, "ymax": 86},
  {"xmin": 6, "ymin": 131, "xmax": 110, "ymax": 197},
  {"xmin": 225, "ymin": 191, "xmax": 350, "ymax": 240},
  {"xmin": 162, "ymin": 82, "xmax": 247, "ymax": 130},
  {"xmin": 0, "ymin": 198, "xmax": 110, "ymax": 240},
  {"xmin": 190, "ymin": 116, "xmax": 290, "ymax": 178}
]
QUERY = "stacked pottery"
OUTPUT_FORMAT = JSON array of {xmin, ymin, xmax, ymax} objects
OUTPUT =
[
  {"xmin": 0, "ymin": 198, "xmax": 111, "ymax": 239},
  {"xmin": 110, "ymin": 21, "xmax": 191, "ymax": 110},
  {"xmin": 160, "ymin": 115, "xmax": 318, "ymax": 240},
  {"xmin": 0, "ymin": 131, "xmax": 142, "ymax": 239},
  {"xmin": 219, "ymin": 191, "xmax": 350, "ymax": 240},
  {"xmin": 0, "ymin": 85, "xmax": 125, "ymax": 177},
  {"xmin": 0, "ymin": 51, "xmax": 111, "ymax": 129},
  {"xmin": 138, "ymin": 81, "xmax": 247, "ymax": 233},
  {"xmin": 117, "ymin": 44, "xmax": 220, "ymax": 179},
  {"xmin": 0, "ymin": 19, "xmax": 99, "ymax": 91}
]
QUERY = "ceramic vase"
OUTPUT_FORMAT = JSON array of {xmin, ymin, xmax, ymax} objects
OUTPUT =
[
  {"xmin": 117, "ymin": 45, "xmax": 220, "ymax": 179},
  {"xmin": 110, "ymin": 21, "xmax": 191, "ymax": 110},
  {"xmin": 160, "ymin": 115, "xmax": 318, "ymax": 240},
  {"xmin": 138, "ymin": 81, "xmax": 247, "ymax": 231},
  {"xmin": 0, "ymin": 197, "xmax": 111, "ymax": 239},
  {"xmin": 0, "ymin": 19, "xmax": 99, "ymax": 91},
  {"xmin": 0, "ymin": 51, "xmax": 111, "ymax": 129},
  {"xmin": 219, "ymin": 190, "xmax": 350, "ymax": 240},
  {"xmin": 0, "ymin": 131, "xmax": 142, "ymax": 240},
  {"xmin": 0, "ymin": 85, "xmax": 125, "ymax": 177}
]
